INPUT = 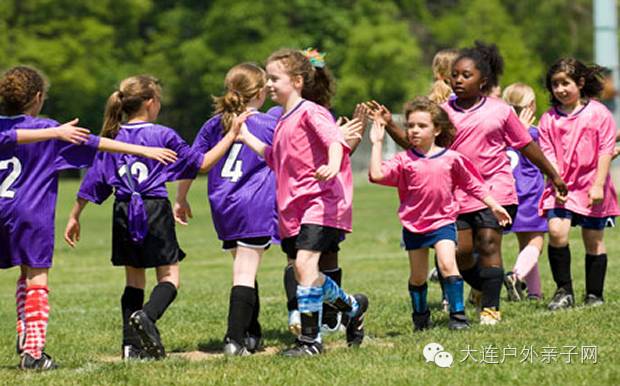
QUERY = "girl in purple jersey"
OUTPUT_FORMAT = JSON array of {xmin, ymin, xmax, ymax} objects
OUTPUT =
[
  {"xmin": 64, "ymin": 75, "xmax": 245, "ymax": 361},
  {"xmin": 502, "ymin": 83, "xmax": 546, "ymax": 302},
  {"xmin": 173, "ymin": 63, "xmax": 277, "ymax": 356},
  {"xmin": 0, "ymin": 66, "xmax": 176, "ymax": 370}
]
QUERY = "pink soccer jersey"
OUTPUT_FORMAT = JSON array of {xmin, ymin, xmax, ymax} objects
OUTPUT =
[
  {"xmin": 371, "ymin": 148, "xmax": 489, "ymax": 233},
  {"xmin": 443, "ymin": 96, "xmax": 532, "ymax": 214},
  {"xmin": 538, "ymin": 100, "xmax": 620, "ymax": 217},
  {"xmin": 264, "ymin": 100, "xmax": 353, "ymax": 238}
]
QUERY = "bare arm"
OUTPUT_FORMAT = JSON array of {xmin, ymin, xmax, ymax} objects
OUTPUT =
[
  {"xmin": 366, "ymin": 100, "xmax": 410, "ymax": 149},
  {"xmin": 369, "ymin": 121, "xmax": 386, "ymax": 181},
  {"xmin": 64, "ymin": 198, "xmax": 89, "ymax": 248},
  {"xmin": 199, "ymin": 130, "xmax": 238, "ymax": 172},
  {"xmin": 315, "ymin": 142, "xmax": 343, "ymax": 181},
  {"xmin": 519, "ymin": 141, "xmax": 568, "ymax": 198},
  {"xmin": 97, "ymin": 137, "xmax": 177, "ymax": 165},
  {"xmin": 16, "ymin": 119, "xmax": 90, "ymax": 144},
  {"xmin": 173, "ymin": 179, "xmax": 194, "ymax": 225},
  {"xmin": 481, "ymin": 195, "xmax": 512, "ymax": 227}
]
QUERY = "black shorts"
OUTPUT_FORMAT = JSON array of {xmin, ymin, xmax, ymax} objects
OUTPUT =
[
  {"xmin": 222, "ymin": 236, "xmax": 272, "ymax": 250},
  {"xmin": 112, "ymin": 198, "xmax": 185, "ymax": 268},
  {"xmin": 281, "ymin": 224, "xmax": 343, "ymax": 260},
  {"xmin": 456, "ymin": 205, "xmax": 518, "ymax": 231}
]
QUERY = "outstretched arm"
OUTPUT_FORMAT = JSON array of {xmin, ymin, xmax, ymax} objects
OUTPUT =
[
  {"xmin": 64, "ymin": 198, "xmax": 89, "ymax": 248},
  {"xmin": 97, "ymin": 137, "xmax": 178, "ymax": 165},
  {"xmin": 369, "ymin": 120, "xmax": 386, "ymax": 182},
  {"xmin": 366, "ymin": 100, "xmax": 410, "ymax": 149},
  {"xmin": 199, "ymin": 110, "xmax": 255, "ymax": 172},
  {"xmin": 17, "ymin": 119, "xmax": 90, "ymax": 144}
]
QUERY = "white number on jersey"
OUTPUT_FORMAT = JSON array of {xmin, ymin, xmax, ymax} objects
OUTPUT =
[
  {"xmin": 118, "ymin": 162, "xmax": 149, "ymax": 184},
  {"xmin": 0, "ymin": 157, "xmax": 22, "ymax": 199},
  {"xmin": 507, "ymin": 150, "xmax": 519, "ymax": 171},
  {"xmin": 221, "ymin": 143, "xmax": 243, "ymax": 182}
]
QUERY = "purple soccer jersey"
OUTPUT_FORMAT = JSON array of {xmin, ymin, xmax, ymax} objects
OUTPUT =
[
  {"xmin": 79, "ymin": 122, "xmax": 204, "ymax": 204},
  {"xmin": 0, "ymin": 129, "xmax": 17, "ymax": 150},
  {"xmin": 192, "ymin": 112, "xmax": 278, "ymax": 242},
  {"xmin": 0, "ymin": 115, "xmax": 100, "ymax": 269},
  {"xmin": 507, "ymin": 126, "xmax": 548, "ymax": 232}
]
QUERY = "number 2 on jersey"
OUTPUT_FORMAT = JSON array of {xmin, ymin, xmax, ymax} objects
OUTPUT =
[
  {"xmin": 0, "ymin": 157, "xmax": 22, "ymax": 199},
  {"xmin": 221, "ymin": 143, "xmax": 243, "ymax": 182}
]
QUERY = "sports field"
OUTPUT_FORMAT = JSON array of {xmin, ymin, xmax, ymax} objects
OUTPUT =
[{"xmin": 0, "ymin": 177, "xmax": 619, "ymax": 385}]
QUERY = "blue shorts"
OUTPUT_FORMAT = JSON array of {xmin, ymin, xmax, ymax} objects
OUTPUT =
[
  {"xmin": 401, "ymin": 224, "xmax": 457, "ymax": 250},
  {"xmin": 547, "ymin": 208, "xmax": 615, "ymax": 230}
]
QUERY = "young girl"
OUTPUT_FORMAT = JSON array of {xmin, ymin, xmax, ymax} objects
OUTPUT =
[
  {"xmin": 369, "ymin": 96, "xmax": 511, "ymax": 331},
  {"xmin": 63, "ymin": 75, "xmax": 231, "ymax": 360},
  {"xmin": 238, "ymin": 48, "xmax": 368, "ymax": 356},
  {"xmin": 502, "ymin": 83, "xmax": 547, "ymax": 301},
  {"xmin": 378, "ymin": 42, "xmax": 566, "ymax": 325},
  {"xmin": 428, "ymin": 48, "xmax": 459, "ymax": 104},
  {"xmin": 0, "ymin": 66, "xmax": 176, "ymax": 370},
  {"xmin": 173, "ymin": 63, "xmax": 278, "ymax": 356},
  {"xmin": 538, "ymin": 58, "xmax": 619, "ymax": 310}
]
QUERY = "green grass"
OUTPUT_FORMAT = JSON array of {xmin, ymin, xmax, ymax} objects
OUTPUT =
[{"xmin": 1, "ymin": 177, "xmax": 619, "ymax": 385}]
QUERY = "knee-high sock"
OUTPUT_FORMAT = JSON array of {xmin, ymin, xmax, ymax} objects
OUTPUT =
[
  {"xmin": 513, "ymin": 245, "xmax": 540, "ymax": 279},
  {"xmin": 322, "ymin": 276, "xmax": 359, "ymax": 317},
  {"xmin": 460, "ymin": 263, "xmax": 483, "ymax": 291},
  {"xmin": 284, "ymin": 265, "xmax": 298, "ymax": 312},
  {"xmin": 408, "ymin": 282, "xmax": 428, "ymax": 314},
  {"xmin": 121, "ymin": 286, "xmax": 144, "ymax": 347},
  {"xmin": 548, "ymin": 245, "xmax": 572, "ymax": 293},
  {"xmin": 522, "ymin": 262, "xmax": 542, "ymax": 297},
  {"xmin": 15, "ymin": 277, "xmax": 27, "ymax": 348},
  {"xmin": 143, "ymin": 281, "xmax": 177, "ymax": 322},
  {"xmin": 585, "ymin": 254, "xmax": 607, "ymax": 298},
  {"xmin": 321, "ymin": 268, "xmax": 342, "ymax": 325},
  {"xmin": 226, "ymin": 285, "xmax": 257, "ymax": 344},
  {"xmin": 297, "ymin": 286, "xmax": 323, "ymax": 342},
  {"xmin": 23, "ymin": 286, "xmax": 49, "ymax": 359},
  {"xmin": 480, "ymin": 267, "xmax": 504, "ymax": 309},
  {"xmin": 443, "ymin": 276, "xmax": 465, "ymax": 314},
  {"xmin": 247, "ymin": 281, "xmax": 261, "ymax": 337}
]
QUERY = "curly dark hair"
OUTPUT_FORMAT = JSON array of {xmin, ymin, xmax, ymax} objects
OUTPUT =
[
  {"xmin": 545, "ymin": 58, "xmax": 604, "ymax": 106},
  {"xmin": 455, "ymin": 41, "xmax": 504, "ymax": 93}
]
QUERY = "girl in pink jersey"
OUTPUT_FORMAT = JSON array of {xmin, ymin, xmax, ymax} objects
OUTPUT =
[
  {"xmin": 239, "ymin": 48, "xmax": 368, "ymax": 356},
  {"xmin": 375, "ymin": 42, "xmax": 566, "ymax": 325},
  {"xmin": 538, "ymin": 58, "xmax": 619, "ymax": 310},
  {"xmin": 369, "ymin": 96, "xmax": 511, "ymax": 331}
]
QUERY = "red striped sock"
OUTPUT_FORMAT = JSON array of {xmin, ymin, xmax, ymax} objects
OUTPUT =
[
  {"xmin": 23, "ymin": 286, "xmax": 49, "ymax": 359},
  {"xmin": 15, "ymin": 277, "xmax": 27, "ymax": 349}
]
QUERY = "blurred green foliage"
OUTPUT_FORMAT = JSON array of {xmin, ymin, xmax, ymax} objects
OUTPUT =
[{"xmin": 0, "ymin": 0, "xmax": 594, "ymax": 139}]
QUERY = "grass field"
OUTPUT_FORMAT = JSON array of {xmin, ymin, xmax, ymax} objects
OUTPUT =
[{"xmin": 1, "ymin": 177, "xmax": 619, "ymax": 385}]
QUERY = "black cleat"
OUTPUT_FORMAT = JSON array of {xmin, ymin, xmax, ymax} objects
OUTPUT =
[
  {"xmin": 244, "ymin": 334, "xmax": 262, "ymax": 353},
  {"xmin": 448, "ymin": 313, "xmax": 470, "ymax": 330},
  {"xmin": 281, "ymin": 339, "xmax": 323, "ymax": 357},
  {"xmin": 20, "ymin": 352, "xmax": 57, "ymax": 371},
  {"xmin": 504, "ymin": 272, "xmax": 526, "ymax": 302},
  {"xmin": 548, "ymin": 288, "xmax": 574, "ymax": 311},
  {"xmin": 129, "ymin": 310, "xmax": 166, "ymax": 359},
  {"xmin": 346, "ymin": 294, "xmax": 369, "ymax": 347},
  {"xmin": 122, "ymin": 344, "xmax": 154, "ymax": 360},
  {"xmin": 584, "ymin": 294, "xmax": 604, "ymax": 307},
  {"xmin": 412, "ymin": 309, "xmax": 432, "ymax": 331},
  {"xmin": 223, "ymin": 337, "xmax": 251, "ymax": 357}
]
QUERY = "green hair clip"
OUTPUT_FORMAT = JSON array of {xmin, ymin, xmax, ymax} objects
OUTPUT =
[{"xmin": 302, "ymin": 48, "xmax": 326, "ymax": 68}]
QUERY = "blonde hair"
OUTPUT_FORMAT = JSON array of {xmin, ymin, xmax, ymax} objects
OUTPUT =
[
  {"xmin": 403, "ymin": 96, "xmax": 456, "ymax": 148},
  {"xmin": 213, "ymin": 63, "xmax": 266, "ymax": 133},
  {"xmin": 101, "ymin": 75, "xmax": 161, "ymax": 138},
  {"xmin": 502, "ymin": 83, "xmax": 536, "ymax": 113},
  {"xmin": 428, "ymin": 49, "xmax": 459, "ymax": 104}
]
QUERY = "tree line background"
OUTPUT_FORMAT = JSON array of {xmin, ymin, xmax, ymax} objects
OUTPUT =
[{"xmin": 0, "ymin": 0, "xmax": 594, "ymax": 140}]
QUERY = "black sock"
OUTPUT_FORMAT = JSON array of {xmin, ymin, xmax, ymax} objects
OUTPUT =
[
  {"xmin": 585, "ymin": 253, "xmax": 607, "ymax": 298},
  {"xmin": 143, "ymin": 281, "xmax": 177, "ymax": 322},
  {"xmin": 434, "ymin": 257, "xmax": 447, "ymax": 302},
  {"xmin": 121, "ymin": 286, "xmax": 144, "ymax": 347},
  {"xmin": 480, "ymin": 267, "xmax": 503, "ymax": 309},
  {"xmin": 284, "ymin": 265, "xmax": 298, "ymax": 312},
  {"xmin": 226, "ymin": 285, "xmax": 257, "ymax": 344},
  {"xmin": 460, "ymin": 263, "xmax": 483, "ymax": 291},
  {"xmin": 247, "ymin": 281, "xmax": 261, "ymax": 337},
  {"xmin": 321, "ymin": 268, "xmax": 342, "ymax": 326},
  {"xmin": 548, "ymin": 245, "xmax": 573, "ymax": 293},
  {"xmin": 300, "ymin": 311, "xmax": 320, "ymax": 341}
]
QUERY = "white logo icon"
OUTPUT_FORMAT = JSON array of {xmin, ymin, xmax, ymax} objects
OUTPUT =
[{"xmin": 423, "ymin": 342, "xmax": 453, "ymax": 368}]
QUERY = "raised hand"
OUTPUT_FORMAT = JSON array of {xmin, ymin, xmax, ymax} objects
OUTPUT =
[
  {"xmin": 365, "ymin": 100, "xmax": 392, "ymax": 126},
  {"xmin": 339, "ymin": 117, "xmax": 364, "ymax": 143},
  {"xmin": 369, "ymin": 119, "xmax": 386, "ymax": 144},
  {"xmin": 518, "ymin": 105, "xmax": 535, "ymax": 128}
]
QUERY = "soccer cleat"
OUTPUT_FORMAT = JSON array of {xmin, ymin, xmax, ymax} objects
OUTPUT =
[
  {"xmin": 479, "ymin": 307, "xmax": 501, "ymax": 325},
  {"xmin": 584, "ymin": 294, "xmax": 604, "ymax": 307},
  {"xmin": 547, "ymin": 288, "xmax": 574, "ymax": 311},
  {"xmin": 321, "ymin": 311, "xmax": 345, "ymax": 334},
  {"xmin": 129, "ymin": 310, "xmax": 166, "ymax": 359},
  {"xmin": 244, "ymin": 334, "xmax": 262, "ymax": 353},
  {"xmin": 346, "ymin": 294, "xmax": 369, "ymax": 346},
  {"xmin": 527, "ymin": 293, "xmax": 543, "ymax": 301},
  {"xmin": 19, "ymin": 352, "xmax": 57, "ymax": 371},
  {"xmin": 468, "ymin": 288, "xmax": 482, "ymax": 312},
  {"xmin": 223, "ymin": 337, "xmax": 251, "ymax": 357},
  {"xmin": 281, "ymin": 339, "xmax": 323, "ymax": 357},
  {"xmin": 412, "ymin": 310, "xmax": 432, "ymax": 331},
  {"xmin": 122, "ymin": 344, "xmax": 154, "ymax": 360},
  {"xmin": 504, "ymin": 272, "xmax": 526, "ymax": 302},
  {"xmin": 288, "ymin": 310, "xmax": 301, "ymax": 336},
  {"xmin": 448, "ymin": 313, "xmax": 470, "ymax": 330}
]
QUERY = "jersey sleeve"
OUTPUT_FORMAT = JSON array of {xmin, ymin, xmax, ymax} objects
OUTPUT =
[
  {"xmin": 77, "ymin": 153, "xmax": 113, "ymax": 204},
  {"xmin": 451, "ymin": 153, "xmax": 489, "ymax": 202},
  {"xmin": 502, "ymin": 107, "xmax": 533, "ymax": 149},
  {"xmin": 0, "ymin": 130, "xmax": 17, "ymax": 151},
  {"xmin": 192, "ymin": 117, "xmax": 219, "ymax": 154},
  {"xmin": 598, "ymin": 108, "xmax": 617, "ymax": 156},
  {"xmin": 164, "ymin": 129, "xmax": 203, "ymax": 181},
  {"xmin": 371, "ymin": 154, "xmax": 403, "ymax": 187},
  {"xmin": 55, "ymin": 134, "xmax": 101, "ymax": 171},
  {"xmin": 303, "ymin": 107, "xmax": 350, "ymax": 152},
  {"xmin": 537, "ymin": 113, "xmax": 558, "ymax": 167}
]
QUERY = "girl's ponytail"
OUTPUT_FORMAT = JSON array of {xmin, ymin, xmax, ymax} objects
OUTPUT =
[
  {"xmin": 101, "ymin": 91, "xmax": 124, "ymax": 138},
  {"xmin": 428, "ymin": 80, "xmax": 453, "ymax": 104}
]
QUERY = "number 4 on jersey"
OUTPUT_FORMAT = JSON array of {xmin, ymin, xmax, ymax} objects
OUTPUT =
[{"xmin": 221, "ymin": 143, "xmax": 243, "ymax": 182}]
